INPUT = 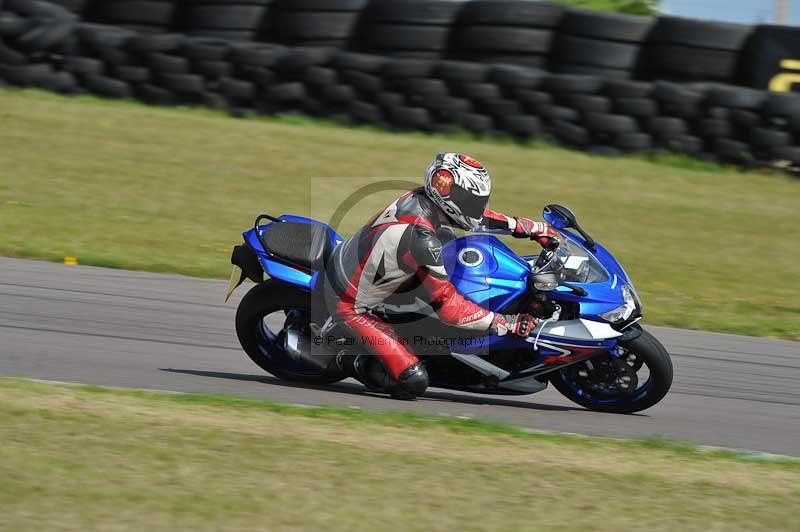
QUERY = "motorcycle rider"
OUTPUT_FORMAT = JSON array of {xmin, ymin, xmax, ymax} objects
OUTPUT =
[{"xmin": 327, "ymin": 153, "xmax": 560, "ymax": 399}]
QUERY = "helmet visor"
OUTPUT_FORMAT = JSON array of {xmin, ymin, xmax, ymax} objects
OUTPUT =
[{"xmin": 449, "ymin": 186, "xmax": 489, "ymax": 220}]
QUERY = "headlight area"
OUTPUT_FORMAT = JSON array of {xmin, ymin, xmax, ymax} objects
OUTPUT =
[{"xmin": 600, "ymin": 284, "xmax": 640, "ymax": 324}]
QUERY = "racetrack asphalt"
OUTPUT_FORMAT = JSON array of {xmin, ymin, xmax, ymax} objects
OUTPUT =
[{"xmin": 1, "ymin": 257, "xmax": 798, "ymax": 455}]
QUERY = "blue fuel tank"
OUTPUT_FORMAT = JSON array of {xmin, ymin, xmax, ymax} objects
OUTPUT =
[{"xmin": 441, "ymin": 235, "xmax": 531, "ymax": 312}]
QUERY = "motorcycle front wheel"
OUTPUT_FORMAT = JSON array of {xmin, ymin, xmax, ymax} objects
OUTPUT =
[{"xmin": 550, "ymin": 328, "xmax": 673, "ymax": 414}]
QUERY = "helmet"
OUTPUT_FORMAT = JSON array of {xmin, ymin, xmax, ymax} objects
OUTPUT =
[{"xmin": 424, "ymin": 153, "xmax": 491, "ymax": 231}]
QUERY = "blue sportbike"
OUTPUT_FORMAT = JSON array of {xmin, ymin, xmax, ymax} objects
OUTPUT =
[{"xmin": 225, "ymin": 204, "xmax": 673, "ymax": 413}]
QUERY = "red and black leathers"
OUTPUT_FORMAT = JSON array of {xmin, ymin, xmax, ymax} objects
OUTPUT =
[{"xmin": 328, "ymin": 188, "xmax": 530, "ymax": 382}]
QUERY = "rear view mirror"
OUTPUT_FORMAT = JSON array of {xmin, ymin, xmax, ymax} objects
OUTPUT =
[
  {"xmin": 543, "ymin": 204, "xmax": 577, "ymax": 229},
  {"xmin": 543, "ymin": 203, "xmax": 596, "ymax": 249}
]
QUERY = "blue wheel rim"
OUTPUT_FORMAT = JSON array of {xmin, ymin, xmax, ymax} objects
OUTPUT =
[{"xmin": 560, "ymin": 352, "xmax": 655, "ymax": 406}]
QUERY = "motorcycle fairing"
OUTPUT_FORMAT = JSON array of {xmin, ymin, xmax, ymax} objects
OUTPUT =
[
  {"xmin": 451, "ymin": 318, "xmax": 619, "ymax": 380},
  {"xmin": 525, "ymin": 229, "xmax": 637, "ymax": 323},
  {"xmin": 442, "ymin": 230, "xmax": 637, "ymax": 326}
]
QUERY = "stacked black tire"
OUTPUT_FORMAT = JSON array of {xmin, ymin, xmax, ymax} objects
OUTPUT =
[
  {"xmin": 699, "ymin": 85, "xmax": 800, "ymax": 165},
  {"xmin": 271, "ymin": 0, "xmax": 369, "ymax": 48},
  {"xmin": 176, "ymin": 0, "xmax": 275, "ymax": 42},
  {"xmin": 762, "ymin": 93, "xmax": 800, "ymax": 166},
  {"xmin": 451, "ymin": 0, "xmax": 564, "ymax": 68},
  {"xmin": 552, "ymin": 9, "xmax": 652, "ymax": 79},
  {"xmin": 87, "ymin": 0, "xmax": 178, "ymax": 34},
  {"xmin": 356, "ymin": 0, "xmax": 465, "ymax": 59},
  {"xmin": 4, "ymin": 0, "xmax": 800, "ymax": 173},
  {"xmin": 70, "ymin": 23, "xmax": 139, "ymax": 99},
  {"xmin": 0, "ymin": 0, "xmax": 80, "ymax": 93},
  {"xmin": 40, "ymin": 0, "xmax": 90, "ymax": 15},
  {"xmin": 644, "ymin": 16, "xmax": 752, "ymax": 83}
]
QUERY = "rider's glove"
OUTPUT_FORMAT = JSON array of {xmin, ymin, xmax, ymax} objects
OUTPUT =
[
  {"xmin": 490, "ymin": 313, "xmax": 538, "ymax": 337},
  {"xmin": 512, "ymin": 218, "xmax": 561, "ymax": 249}
]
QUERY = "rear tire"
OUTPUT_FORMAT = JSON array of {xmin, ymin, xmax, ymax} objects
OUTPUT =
[
  {"xmin": 550, "ymin": 328, "xmax": 673, "ymax": 413},
  {"xmin": 235, "ymin": 280, "xmax": 342, "ymax": 384}
]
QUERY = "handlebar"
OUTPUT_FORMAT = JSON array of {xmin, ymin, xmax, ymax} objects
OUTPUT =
[
  {"xmin": 533, "ymin": 237, "xmax": 559, "ymax": 269},
  {"xmin": 533, "ymin": 248, "xmax": 552, "ymax": 270},
  {"xmin": 542, "ymin": 236, "xmax": 560, "ymax": 251}
]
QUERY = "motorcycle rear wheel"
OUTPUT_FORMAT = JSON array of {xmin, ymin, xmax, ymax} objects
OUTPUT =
[
  {"xmin": 550, "ymin": 328, "xmax": 673, "ymax": 413},
  {"xmin": 235, "ymin": 280, "xmax": 344, "ymax": 384}
]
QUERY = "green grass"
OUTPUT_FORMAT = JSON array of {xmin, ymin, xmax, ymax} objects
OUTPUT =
[
  {"xmin": 1, "ymin": 88, "xmax": 799, "ymax": 339},
  {"xmin": 555, "ymin": 0, "xmax": 659, "ymax": 16},
  {"xmin": 1, "ymin": 377, "xmax": 797, "ymax": 531}
]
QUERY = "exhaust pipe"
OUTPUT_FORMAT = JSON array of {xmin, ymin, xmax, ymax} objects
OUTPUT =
[{"xmin": 283, "ymin": 326, "xmax": 335, "ymax": 372}]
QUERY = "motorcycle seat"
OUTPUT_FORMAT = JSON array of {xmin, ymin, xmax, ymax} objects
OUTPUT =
[{"xmin": 261, "ymin": 221, "xmax": 333, "ymax": 270}]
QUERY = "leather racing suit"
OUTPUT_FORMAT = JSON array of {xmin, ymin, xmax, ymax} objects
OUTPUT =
[{"xmin": 326, "ymin": 187, "xmax": 532, "ymax": 383}]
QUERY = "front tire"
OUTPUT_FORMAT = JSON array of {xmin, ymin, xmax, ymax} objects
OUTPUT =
[
  {"xmin": 235, "ymin": 280, "xmax": 342, "ymax": 384},
  {"xmin": 550, "ymin": 328, "xmax": 673, "ymax": 413}
]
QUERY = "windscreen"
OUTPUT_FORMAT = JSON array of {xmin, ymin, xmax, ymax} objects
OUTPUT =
[{"xmin": 555, "ymin": 233, "xmax": 609, "ymax": 284}]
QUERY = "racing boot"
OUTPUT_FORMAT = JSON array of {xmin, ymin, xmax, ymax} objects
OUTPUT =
[
  {"xmin": 337, "ymin": 353, "xmax": 428, "ymax": 400},
  {"xmin": 388, "ymin": 363, "xmax": 429, "ymax": 400}
]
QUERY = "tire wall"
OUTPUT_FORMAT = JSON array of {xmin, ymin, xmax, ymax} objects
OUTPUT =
[{"xmin": 3, "ymin": 0, "xmax": 800, "ymax": 169}]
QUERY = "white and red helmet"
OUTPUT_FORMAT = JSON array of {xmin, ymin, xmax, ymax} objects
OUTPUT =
[{"xmin": 424, "ymin": 153, "xmax": 492, "ymax": 231}]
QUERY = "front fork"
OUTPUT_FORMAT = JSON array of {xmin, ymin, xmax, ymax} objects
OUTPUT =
[{"xmin": 573, "ymin": 325, "xmax": 644, "ymax": 395}]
